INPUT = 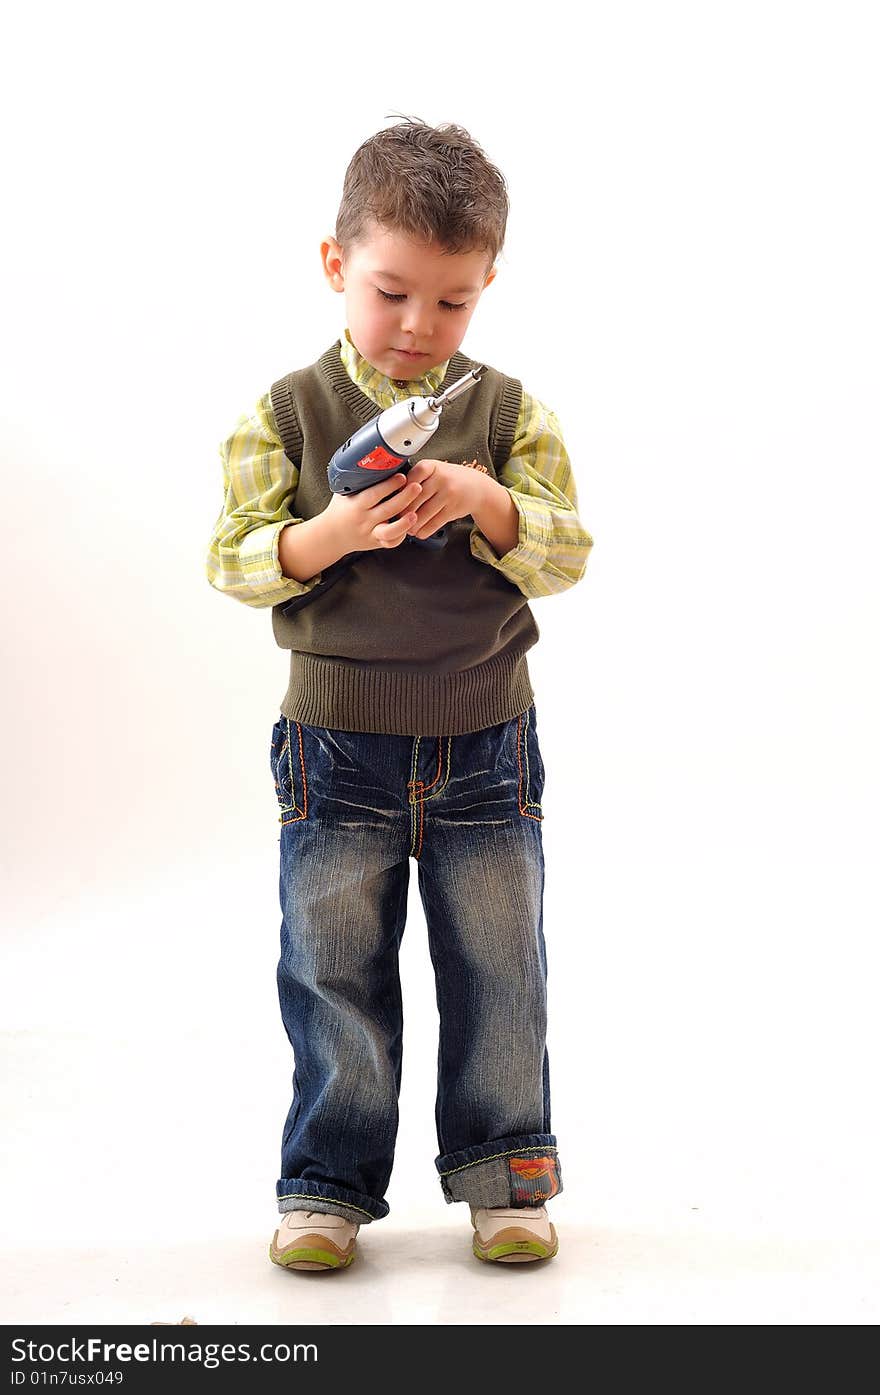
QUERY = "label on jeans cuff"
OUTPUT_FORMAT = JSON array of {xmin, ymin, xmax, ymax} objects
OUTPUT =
[{"xmin": 509, "ymin": 1154, "xmax": 560, "ymax": 1205}]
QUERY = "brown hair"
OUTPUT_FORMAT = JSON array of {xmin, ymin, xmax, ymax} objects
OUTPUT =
[{"xmin": 335, "ymin": 115, "xmax": 508, "ymax": 272}]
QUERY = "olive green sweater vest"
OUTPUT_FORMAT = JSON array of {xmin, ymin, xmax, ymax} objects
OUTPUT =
[{"xmin": 268, "ymin": 341, "xmax": 539, "ymax": 735}]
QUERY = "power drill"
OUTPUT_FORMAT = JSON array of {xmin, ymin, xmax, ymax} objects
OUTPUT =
[
  {"xmin": 278, "ymin": 364, "xmax": 485, "ymax": 616},
  {"xmin": 327, "ymin": 364, "xmax": 486, "ymax": 551}
]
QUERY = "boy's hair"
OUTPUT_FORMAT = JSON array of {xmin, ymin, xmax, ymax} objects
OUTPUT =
[{"xmin": 335, "ymin": 115, "xmax": 508, "ymax": 271}]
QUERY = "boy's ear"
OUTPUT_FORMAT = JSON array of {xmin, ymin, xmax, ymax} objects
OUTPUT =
[
  {"xmin": 321, "ymin": 237, "xmax": 345, "ymax": 292},
  {"xmin": 483, "ymin": 265, "xmax": 498, "ymax": 290}
]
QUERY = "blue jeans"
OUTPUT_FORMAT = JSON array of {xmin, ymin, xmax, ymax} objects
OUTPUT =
[{"xmin": 269, "ymin": 702, "xmax": 561, "ymax": 1226}]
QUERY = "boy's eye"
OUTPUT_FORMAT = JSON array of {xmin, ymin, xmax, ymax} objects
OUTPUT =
[{"xmin": 376, "ymin": 289, "xmax": 467, "ymax": 312}]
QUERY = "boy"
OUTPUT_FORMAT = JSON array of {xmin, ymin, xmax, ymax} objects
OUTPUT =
[{"xmin": 206, "ymin": 117, "xmax": 593, "ymax": 1271}]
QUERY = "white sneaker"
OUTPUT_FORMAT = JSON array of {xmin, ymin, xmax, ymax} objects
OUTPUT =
[
  {"xmin": 269, "ymin": 1209, "xmax": 359, "ymax": 1271},
  {"xmin": 471, "ymin": 1205, "xmax": 558, "ymax": 1263}
]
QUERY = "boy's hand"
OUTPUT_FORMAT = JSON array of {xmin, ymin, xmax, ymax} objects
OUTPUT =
[
  {"xmin": 323, "ymin": 472, "xmax": 425, "ymax": 552},
  {"xmin": 402, "ymin": 460, "xmax": 484, "ymax": 539}
]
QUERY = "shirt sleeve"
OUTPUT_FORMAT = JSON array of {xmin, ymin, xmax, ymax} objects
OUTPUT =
[
  {"xmin": 205, "ymin": 392, "xmax": 325, "ymax": 609},
  {"xmin": 469, "ymin": 388, "xmax": 594, "ymax": 598}
]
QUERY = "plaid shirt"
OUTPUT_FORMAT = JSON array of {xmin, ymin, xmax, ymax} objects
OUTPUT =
[{"xmin": 206, "ymin": 329, "xmax": 593, "ymax": 606}]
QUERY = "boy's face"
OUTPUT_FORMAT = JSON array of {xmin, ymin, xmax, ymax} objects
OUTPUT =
[{"xmin": 321, "ymin": 221, "xmax": 496, "ymax": 379}]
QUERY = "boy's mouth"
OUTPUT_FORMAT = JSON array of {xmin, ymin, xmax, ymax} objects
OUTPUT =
[{"xmin": 394, "ymin": 348, "xmax": 429, "ymax": 357}]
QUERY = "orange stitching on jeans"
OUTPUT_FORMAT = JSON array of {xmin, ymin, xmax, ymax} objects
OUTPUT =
[
  {"xmin": 278, "ymin": 717, "xmax": 308, "ymax": 825},
  {"xmin": 418, "ymin": 736, "xmax": 453, "ymax": 802},
  {"xmin": 412, "ymin": 780, "xmax": 425, "ymax": 858},
  {"xmin": 294, "ymin": 722, "xmax": 308, "ymax": 816},
  {"xmin": 406, "ymin": 734, "xmax": 452, "ymax": 855},
  {"xmin": 516, "ymin": 711, "xmax": 543, "ymax": 822},
  {"xmin": 418, "ymin": 740, "xmax": 443, "ymax": 794},
  {"xmin": 407, "ymin": 741, "xmax": 421, "ymax": 857},
  {"xmin": 407, "ymin": 737, "xmax": 421, "ymax": 799},
  {"xmin": 407, "ymin": 737, "xmax": 452, "ymax": 807},
  {"xmin": 407, "ymin": 736, "xmax": 425, "ymax": 801}
]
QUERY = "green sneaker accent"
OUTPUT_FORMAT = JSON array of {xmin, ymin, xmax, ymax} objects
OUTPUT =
[
  {"xmin": 269, "ymin": 1242, "xmax": 355, "ymax": 1270},
  {"xmin": 473, "ymin": 1236, "xmax": 558, "ymax": 1263}
]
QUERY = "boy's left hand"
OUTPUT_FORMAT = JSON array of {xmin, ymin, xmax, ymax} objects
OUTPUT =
[{"xmin": 403, "ymin": 459, "xmax": 484, "ymax": 538}]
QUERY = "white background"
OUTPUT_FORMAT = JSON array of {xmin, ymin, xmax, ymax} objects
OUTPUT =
[{"xmin": 2, "ymin": 0, "xmax": 878, "ymax": 1325}]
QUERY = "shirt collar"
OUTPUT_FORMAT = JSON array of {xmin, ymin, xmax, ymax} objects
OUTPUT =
[{"xmin": 339, "ymin": 327, "xmax": 449, "ymax": 402}]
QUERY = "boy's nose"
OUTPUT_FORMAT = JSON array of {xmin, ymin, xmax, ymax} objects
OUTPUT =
[{"xmin": 400, "ymin": 304, "xmax": 433, "ymax": 338}]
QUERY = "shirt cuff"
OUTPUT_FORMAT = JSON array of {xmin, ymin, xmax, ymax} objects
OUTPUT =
[
  {"xmin": 469, "ymin": 493, "xmax": 552, "ymax": 574},
  {"xmin": 240, "ymin": 520, "xmax": 323, "ymax": 599}
]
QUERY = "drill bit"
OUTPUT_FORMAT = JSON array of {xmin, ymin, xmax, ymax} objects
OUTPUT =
[{"xmin": 427, "ymin": 365, "xmax": 486, "ymax": 412}]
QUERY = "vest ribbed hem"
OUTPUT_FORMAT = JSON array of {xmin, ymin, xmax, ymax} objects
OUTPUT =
[{"xmin": 279, "ymin": 649, "xmax": 535, "ymax": 736}]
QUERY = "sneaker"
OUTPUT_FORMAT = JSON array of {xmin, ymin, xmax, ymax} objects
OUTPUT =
[
  {"xmin": 471, "ymin": 1205, "xmax": 559, "ymax": 1263},
  {"xmin": 269, "ymin": 1209, "xmax": 359, "ymax": 1271}
]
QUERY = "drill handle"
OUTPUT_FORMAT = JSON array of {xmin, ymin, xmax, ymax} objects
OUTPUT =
[{"xmin": 327, "ymin": 433, "xmax": 447, "ymax": 550}]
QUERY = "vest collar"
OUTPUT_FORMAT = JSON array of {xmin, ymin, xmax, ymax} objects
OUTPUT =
[{"xmin": 320, "ymin": 332, "xmax": 474, "ymax": 423}]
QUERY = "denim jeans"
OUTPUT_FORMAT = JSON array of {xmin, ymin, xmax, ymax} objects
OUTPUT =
[{"xmin": 269, "ymin": 701, "xmax": 561, "ymax": 1225}]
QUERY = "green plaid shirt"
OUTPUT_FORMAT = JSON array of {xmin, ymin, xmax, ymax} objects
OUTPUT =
[{"xmin": 207, "ymin": 329, "xmax": 593, "ymax": 606}]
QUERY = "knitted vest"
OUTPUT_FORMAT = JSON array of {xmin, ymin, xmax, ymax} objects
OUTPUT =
[{"xmin": 268, "ymin": 341, "xmax": 539, "ymax": 735}]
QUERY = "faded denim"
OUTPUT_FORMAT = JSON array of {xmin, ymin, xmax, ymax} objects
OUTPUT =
[{"xmin": 269, "ymin": 702, "xmax": 562, "ymax": 1225}]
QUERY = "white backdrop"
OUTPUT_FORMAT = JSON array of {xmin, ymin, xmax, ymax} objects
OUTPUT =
[{"xmin": 2, "ymin": 0, "xmax": 878, "ymax": 1323}]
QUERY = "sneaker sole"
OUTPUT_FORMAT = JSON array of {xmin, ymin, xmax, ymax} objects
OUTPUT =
[
  {"xmin": 269, "ymin": 1234, "xmax": 356, "ymax": 1272},
  {"xmin": 473, "ymin": 1223, "xmax": 559, "ymax": 1264}
]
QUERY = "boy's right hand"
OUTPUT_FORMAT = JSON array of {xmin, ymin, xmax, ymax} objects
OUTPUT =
[{"xmin": 324, "ymin": 473, "xmax": 423, "ymax": 552}]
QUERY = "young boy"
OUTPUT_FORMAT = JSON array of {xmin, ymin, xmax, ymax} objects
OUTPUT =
[{"xmin": 206, "ymin": 118, "xmax": 593, "ymax": 1271}]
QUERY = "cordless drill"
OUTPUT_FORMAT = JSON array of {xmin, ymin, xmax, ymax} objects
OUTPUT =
[
  {"xmin": 279, "ymin": 364, "xmax": 486, "ymax": 616},
  {"xmin": 327, "ymin": 364, "xmax": 486, "ymax": 550}
]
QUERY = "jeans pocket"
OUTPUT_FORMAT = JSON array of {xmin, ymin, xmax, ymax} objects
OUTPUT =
[
  {"xmin": 270, "ymin": 716, "xmax": 309, "ymax": 825},
  {"xmin": 516, "ymin": 703, "xmax": 545, "ymax": 822}
]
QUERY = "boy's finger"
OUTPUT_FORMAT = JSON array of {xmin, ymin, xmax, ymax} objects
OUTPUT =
[
  {"xmin": 377, "ymin": 511, "xmax": 416, "ymax": 537},
  {"xmin": 370, "ymin": 473, "xmax": 406, "ymax": 498}
]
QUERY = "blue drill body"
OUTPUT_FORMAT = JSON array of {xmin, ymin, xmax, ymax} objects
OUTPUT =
[{"xmin": 327, "ymin": 365, "xmax": 485, "ymax": 551}]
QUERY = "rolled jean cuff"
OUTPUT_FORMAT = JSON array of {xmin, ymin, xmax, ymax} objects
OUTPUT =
[
  {"xmin": 276, "ymin": 1178, "xmax": 388, "ymax": 1225},
  {"xmin": 435, "ymin": 1134, "xmax": 562, "ymax": 1208}
]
